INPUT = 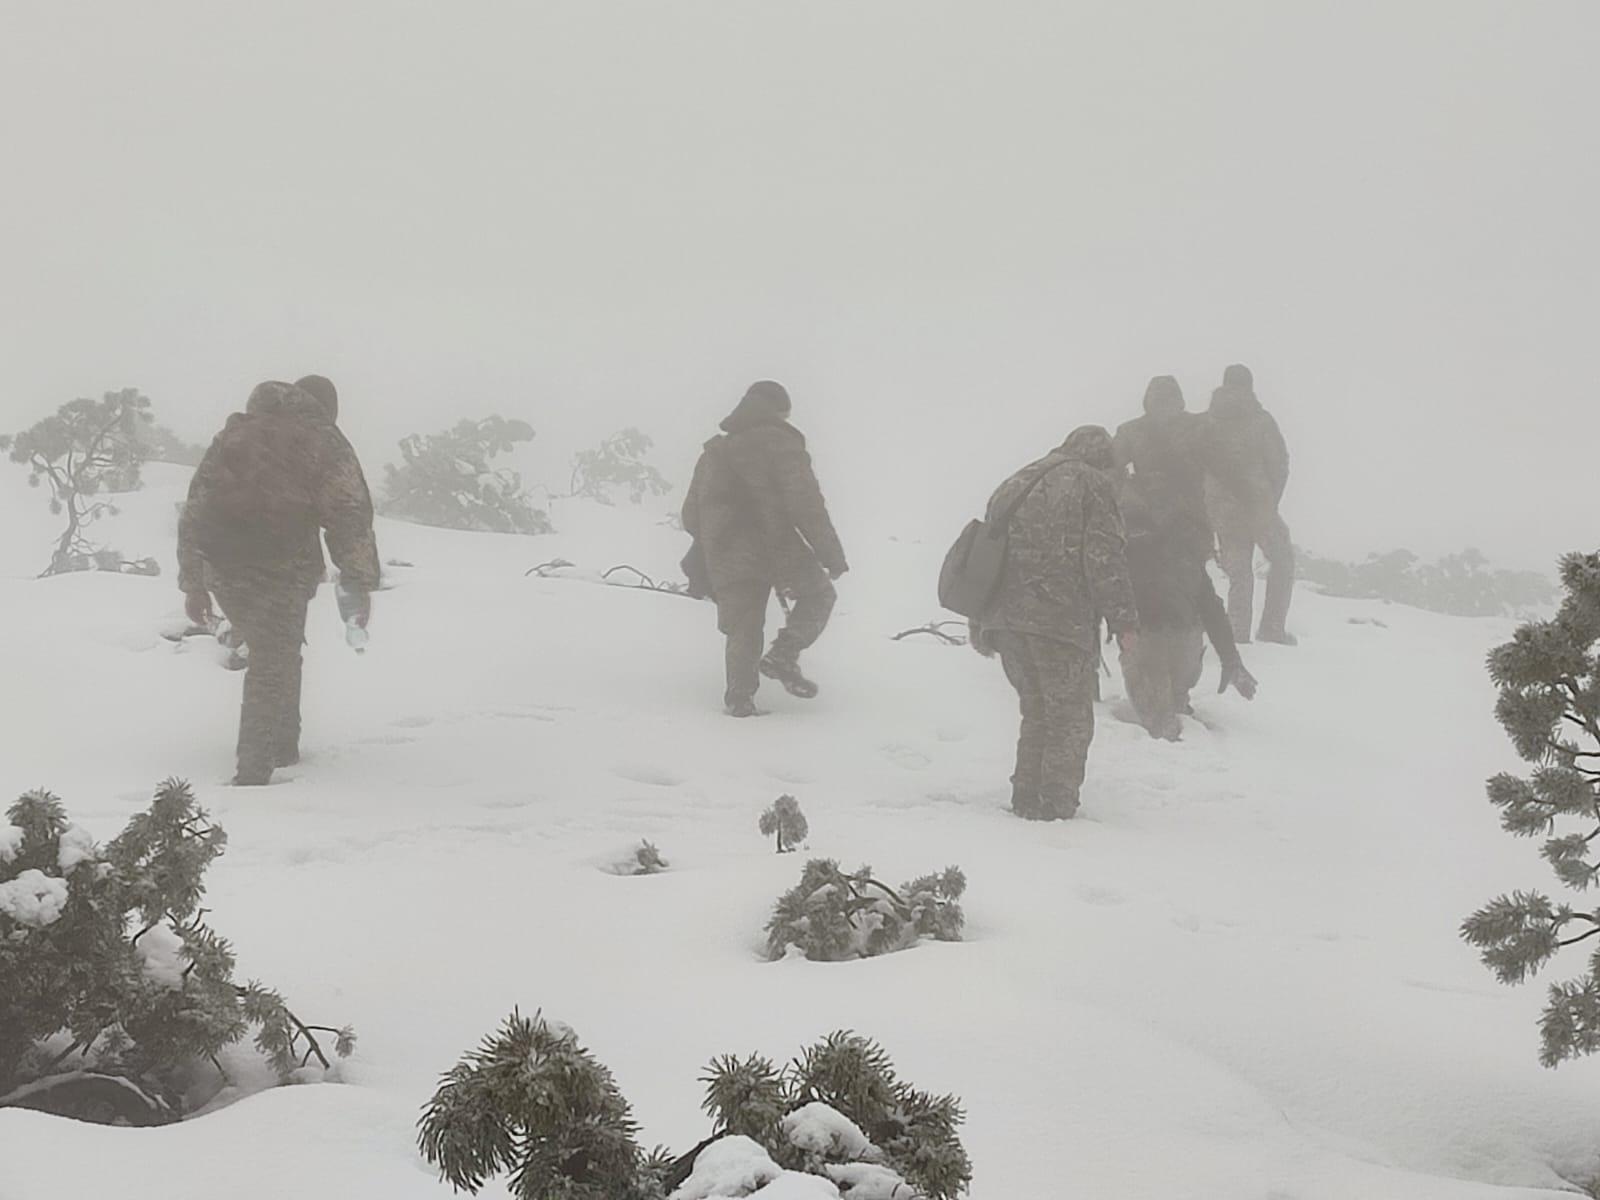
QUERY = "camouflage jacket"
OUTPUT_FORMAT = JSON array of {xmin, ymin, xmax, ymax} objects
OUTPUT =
[
  {"xmin": 978, "ymin": 430, "xmax": 1138, "ymax": 653},
  {"xmin": 177, "ymin": 381, "xmax": 380, "ymax": 595},
  {"xmin": 682, "ymin": 409, "xmax": 846, "ymax": 594},
  {"xmin": 1204, "ymin": 386, "xmax": 1289, "ymax": 513}
]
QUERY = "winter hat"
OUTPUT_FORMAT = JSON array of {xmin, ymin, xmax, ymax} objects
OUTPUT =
[
  {"xmin": 1142, "ymin": 375, "xmax": 1184, "ymax": 415},
  {"xmin": 720, "ymin": 380, "xmax": 792, "ymax": 433},
  {"xmin": 1222, "ymin": 363, "xmax": 1254, "ymax": 391},
  {"xmin": 295, "ymin": 375, "xmax": 339, "ymax": 423},
  {"xmin": 1058, "ymin": 424, "xmax": 1116, "ymax": 472}
]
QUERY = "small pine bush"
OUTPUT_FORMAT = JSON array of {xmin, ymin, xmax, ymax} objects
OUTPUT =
[
  {"xmin": 759, "ymin": 795, "xmax": 808, "ymax": 854},
  {"xmin": 1463, "ymin": 552, "xmax": 1600, "ymax": 1065},
  {"xmin": 765, "ymin": 859, "xmax": 966, "ymax": 962},
  {"xmin": 568, "ymin": 428, "xmax": 671, "ymax": 506},
  {"xmin": 0, "ymin": 780, "xmax": 352, "ymax": 1121},
  {"xmin": 381, "ymin": 416, "xmax": 551, "ymax": 535}
]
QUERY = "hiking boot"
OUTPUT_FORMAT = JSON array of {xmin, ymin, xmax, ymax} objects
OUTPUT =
[
  {"xmin": 274, "ymin": 749, "xmax": 300, "ymax": 769},
  {"xmin": 725, "ymin": 697, "xmax": 767, "ymax": 719},
  {"xmin": 759, "ymin": 651, "xmax": 819, "ymax": 699},
  {"xmin": 1010, "ymin": 785, "xmax": 1043, "ymax": 820},
  {"xmin": 1257, "ymin": 628, "xmax": 1298, "ymax": 646}
]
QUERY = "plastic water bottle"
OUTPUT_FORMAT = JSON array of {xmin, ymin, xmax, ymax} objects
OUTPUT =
[{"xmin": 336, "ymin": 584, "xmax": 369, "ymax": 654}]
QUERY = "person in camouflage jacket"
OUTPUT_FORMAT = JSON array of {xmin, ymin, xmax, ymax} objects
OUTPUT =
[
  {"xmin": 178, "ymin": 378, "xmax": 380, "ymax": 785},
  {"xmin": 681, "ymin": 381, "xmax": 848, "ymax": 717},
  {"xmin": 972, "ymin": 425, "xmax": 1138, "ymax": 819},
  {"xmin": 1202, "ymin": 363, "xmax": 1295, "ymax": 644}
]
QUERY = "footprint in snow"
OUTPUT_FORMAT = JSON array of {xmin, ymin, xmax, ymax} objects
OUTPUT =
[
  {"xmin": 612, "ymin": 764, "xmax": 684, "ymax": 788},
  {"xmin": 881, "ymin": 744, "xmax": 933, "ymax": 770},
  {"xmin": 1078, "ymin": 886, "xmax": 1125, "ymax": 907},
  {"xmin": 392, "ymin": 715, "xmax": 434, "ymax": 729}
]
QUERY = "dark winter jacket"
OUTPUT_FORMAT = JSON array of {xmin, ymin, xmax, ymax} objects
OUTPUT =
[
  {"xmin": 681, "ymin": 391, "xmax": 846, "ymax": 596},
  {"xmin": 1204, "ymin": 384, "xmax": 1289, "ymax": 518},
  {"xmin": 1113, "ymin": 378, "xmax": 1216, "ymax": 560},
  {"xmin": 177, "ymin": 381, "xmax": 380, "ymax": 596},
  {"xmin": 975, "ymin": 426, "xmax": 1138, "ymax": 654}
]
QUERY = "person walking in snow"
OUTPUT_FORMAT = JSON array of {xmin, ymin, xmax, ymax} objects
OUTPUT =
[
  {"xmin": 177, "ymin": 377, "xmax": 380, "ymax": 785},
  {"xmin": 1204, "ymin": 363, "xmax": 1296, "ymax": 645},
  {"xmin": 971, "ymin": 425, "xmax": 1138, "ymax": 819},
  {"xmin": 1114, "ymin": 376, "xmax": 1256, "ymax": 740},
  {"xmin": 681, "ymin": 380, "xmax": 848, "ymax": 718}
]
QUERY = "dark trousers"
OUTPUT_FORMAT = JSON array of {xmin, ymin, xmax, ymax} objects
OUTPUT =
[
  {"xmin": 715, "ymin": 576, "xmax": 836, "ymax": 706},
  {"xmin": 214, "ymin": 568, "xmax": 312, "ymax": 781},
  {"xmin": 1217, "ymin": 508, "xmax": 1295, "ymax": 640}
]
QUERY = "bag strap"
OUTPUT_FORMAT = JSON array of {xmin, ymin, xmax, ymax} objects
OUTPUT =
[{"xmin": 997, "ymin": 457, "xmax": 1072, "ymax": 527}]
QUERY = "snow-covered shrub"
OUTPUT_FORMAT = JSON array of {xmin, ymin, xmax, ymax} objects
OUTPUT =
[
  {"xmin": 419, "ymin": 1018, "xmax": 971, "ymax": 1199},
  {"xmin": 418, "ymin": 1009, "xmax": 671, "ymax": 1200},
  {"xmin": 698, "ymin": 1031, "xmax": 972, "ymax": 1199},
  {"xmin": 1463, "ymin": 552, "xmax": 1600, "ymax": 1066},
  {"xmin": 0, "ymin": 780, "xmax": 353, "ymax": 1123},
  {"xmin": 765, "ymin": 860, "xmax": 965, "ymax": 962},
  {"xmin": 760, "ymin": 795, "xmax": 808, "ymax": 854},
  {"xmin": 1, "ymin": 389, "xmax": 154, "ymax": 576},
  {"xmin": 381, "ymin": 415, "xmax": 552, "ymax": 534},
  {"xmin": 1299, "ymin": 546, "xmax": 1554, "ymax": 618},
  {"xmin": 568, "ymin": 427, "xmax": 671, "ymax": 505}
]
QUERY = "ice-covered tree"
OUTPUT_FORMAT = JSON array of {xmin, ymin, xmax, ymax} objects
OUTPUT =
[
  {"xmin": 0, "ymin": 780, "xmax": 353, "ymax": 1123},
  {"xmin": 1, "ymin": 389, "xmax": 153, "ymax": 575},
  {"xmin": 381, "ymin": 416, "xmax": 552, "ymax": 534},
  {"xmin": 760, "ymin": 795, "xmax": 809, "ymax": 854},
  {"xmin": 567, "ymin": 428, "xmax": 671, "ymax": 505},
  {"xmin": 1463, "ymin": 552, "xmax": 1600, "ymax": 1065}
]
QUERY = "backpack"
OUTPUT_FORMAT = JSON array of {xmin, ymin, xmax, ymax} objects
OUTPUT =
[
  {"xmin": 938, "ymin": 460, "xmax": 1069, "ymax": 618},
  {"xmin": 191, "ymin": 412, "xmax": 324, "ymax": 566}
]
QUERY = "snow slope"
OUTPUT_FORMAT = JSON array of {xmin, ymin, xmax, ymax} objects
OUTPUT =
[{"xmin": 1, "ymin": 466, "xmax": 1598, "ymax": 1199}]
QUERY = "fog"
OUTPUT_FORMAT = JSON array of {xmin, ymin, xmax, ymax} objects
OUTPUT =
[{"xmin": 2, "ymin": 1, "xmax": 1594, "ymax": 569}]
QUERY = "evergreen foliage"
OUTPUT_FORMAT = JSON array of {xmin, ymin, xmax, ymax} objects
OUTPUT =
[
  {"xmin": 420, "ymin": 1017, "xmax": 972, "ymax": 1199},
  {"xmin": 381, "ymin": 416, "xmax": 552, "ymax": 535},
  {"xmin": 1, "ymin": 389, "xmax": 154, "ymax": 576},
  {"xmin": 759, "ymin": 795, "xmax": 809, "ymax": 854},
  {"xmin": 1462, "ymin": 553, "xmax": 1600, "ymax": 1066},
  {"xmin": 136, "ymin": 422, "xmax": 208, "ymax": 467},
  {"xmin": 1299, "ymin": 546, "xmax": 1554, "ymax": 618},
  {"xmin": 0, "ymin": 780, "xmax": 352, "ymax": 1120},
  {"xmin": 633, "ymin": 840, "xmax": 668, "ymax": 875},
  {"xmin": 568, "ymin": 428, "xmax": 671, "ymax": 505},
  {"xmin": 417, "ymin": 1010, "xmax": 661, "ymax": 1200},
  {"xmin": 765, "ymin": 859, "xmax": 966, "ymax": 963}
]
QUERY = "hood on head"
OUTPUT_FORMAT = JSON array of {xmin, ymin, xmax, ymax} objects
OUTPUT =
[
  {"xmin": 1057, "ymin": 424, "xmax": 1116, "ymax": 472},
  {"xmin": 721, "ymin": 380, "xmax": 792, "ymax": 433},
  {"xmin": 294, "ymin": 374, "xmax": 338, "ymax": 423},
  {"xmin": 1143, "ymin": 375, "xmax": 1184, "ymax": 416},
  {"xmin": 1222, "ymin": 363, "xmax": 1254, "ymax": 392},
  {"xmin": 245, "ymin": 380, "xmax": 332, "ymax": 423},
  {"xmin": 1208, "ymin": 384, "xmax": 1261, "ymax": 419}
]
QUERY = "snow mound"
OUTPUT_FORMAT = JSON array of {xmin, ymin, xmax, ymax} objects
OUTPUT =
[{"xmin": 0, "ymin": 868, "xmax": 69, "ymax": 927}]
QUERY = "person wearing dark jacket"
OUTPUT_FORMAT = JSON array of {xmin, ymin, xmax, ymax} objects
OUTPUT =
[
  {"xmin": 681, "ymin": 381, "xmax": 848, "ymax": 717},
  {"xmin": 178, "ymin": 378, "xmax": 379, "ymax": 785},
  {"xmin": 1115, "ymin": 377, "xmax": 1256, "ymax": 739},
  {"xmin": 971, "ymin": 426, "xmax": 1138, "ymax": 820},
  {"xmin": 1203, "ymin": 363, "xmax": 1295, "ymax": 644}
]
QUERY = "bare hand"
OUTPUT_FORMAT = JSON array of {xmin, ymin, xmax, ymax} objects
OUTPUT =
[
  {"xmin": 1116, "ymin": 629, "xmax": 1139, "ymax": 655},
  {"xmin": 185, "ymin": 590, "xmax": 214, "ymax": 627}
]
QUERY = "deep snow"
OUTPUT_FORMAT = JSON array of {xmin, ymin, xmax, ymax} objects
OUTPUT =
[{"xmin": 1, "ymin": 465, "xmax": 1598, "ymax": 1199}]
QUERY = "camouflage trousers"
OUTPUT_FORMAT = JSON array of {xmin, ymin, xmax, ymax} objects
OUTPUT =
[
  {"xmin": 213, "ymin": 568, "xmax": 312, "ymax": 784},
  {"xmin": 1120, "ymin": 625, "xmax": 1204, "ymax": 740},
  {"xmin": 1216, "ymin": 506, "xmax": 1294, "ymax": 641},
  {"xmin": 715, "ymin": 573, "xmax": 836, "ymax": 706},
  {"xmin": 993, "ymin": 632, "xmax": 1095, "ymax": 819}
]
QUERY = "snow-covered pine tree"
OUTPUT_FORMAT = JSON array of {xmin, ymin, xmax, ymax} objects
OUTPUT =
[
  {"xmin": 0, "ymin": 780, "xmax": 353, "ymax": 1121},
  {"xmin": 765, "ymin": 859, "xmax": 966, "ymax": 962},
  {"xmin": 759, "ymin": 795, "xmax": 808, "ymax": 853},
  {"xmin": 381, "ymin": 416, "xmax": 551, "ymax": 534},
  {"xmin": 567, "ymin": 428, "xmax": 671, "ymax": 505},
  {"xmin": 1463, "ymin": 552, "xmax": 1600, "ymax": 1065}
]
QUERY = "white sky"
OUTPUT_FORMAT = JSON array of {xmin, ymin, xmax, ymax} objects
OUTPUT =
[{"xmin": 2, "ymin": 1, "xmax": 1595, "ymax": 567}]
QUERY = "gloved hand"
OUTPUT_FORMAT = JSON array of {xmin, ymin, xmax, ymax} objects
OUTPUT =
[
  {"xmin": 185, "ymin": 590, "xmax": 214, "ymax": 627},
  {"xmin": 1219, "ymin": 660, "xmax": 1258, "ymax": 700},
  {"xmin": 828, "ymin": 560, "xmax": 850, "ymax": 581},
  {"xmin": 1116, "ymin": 629, "xmax": 1140, "ymax": 656},
  {"xmin": 337, "ymin": 584, "xmax": 372, "ymax": 629}
]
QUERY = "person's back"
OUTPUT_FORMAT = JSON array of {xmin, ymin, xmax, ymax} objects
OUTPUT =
[
  {"xmin": 682, "ymin": 381, "xmax": 847, "ymax": 716},
  {"xmin": 1203, "ymin": 363, "xmax": 1295, "ymax": 644},
  {"xmin": 178, "ymin": 378, "xmax": 379, "ymax": 784},
  {"xmin": 973, "ymin": 425, "xmax": 1137, "ymax": 821},
  {"xmin": 1114, "ymin": 375, "xmax": 1215, "ymax": 560}
]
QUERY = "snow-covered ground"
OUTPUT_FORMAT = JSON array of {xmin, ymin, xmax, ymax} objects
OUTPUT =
[{"xmin": 1, "ymin": 464, "xmax": 1598, "ymax": 1199}]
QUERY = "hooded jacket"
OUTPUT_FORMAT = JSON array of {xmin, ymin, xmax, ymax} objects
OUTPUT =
[
  {"xmin": 177, "ymin": 381, "xmax": 380, "ymax": 595},
  {"xmin": 976, "ymin": 426, "xmax": 1138, "ymax": 653},
  {"xmin": 681, "ymin": 386, "xmax": 847, "ymax": 594},
  {"xmin": 1112, "ymin": 376, "xmax": 1215, "ymax": 558}
]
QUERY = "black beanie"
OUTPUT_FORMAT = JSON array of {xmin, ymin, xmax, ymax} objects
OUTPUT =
[
  {"xmin": 1222, "ymin": 363, "xmax": 1253, "ymax": 391},
  {"xmin": 295, "ymin": 375, "xmax": 338, "ymax": 422},
  {"xmin": 1143, "ymin": 375, "xmax": 1184, "ymax": 414}
]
